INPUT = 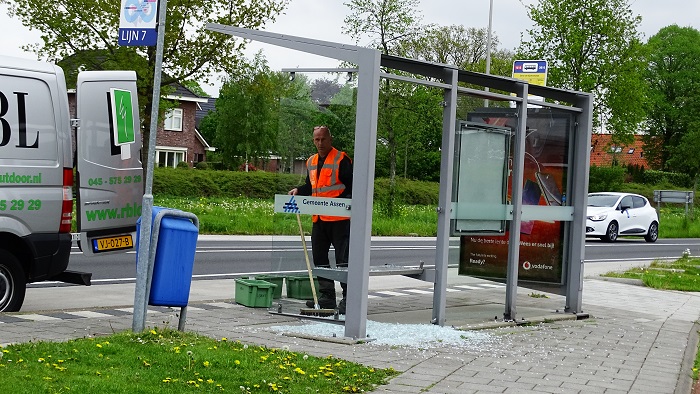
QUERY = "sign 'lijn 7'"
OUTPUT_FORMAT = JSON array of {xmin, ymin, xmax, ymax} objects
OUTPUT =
[{"xmin": 118, "ymin": 0, "xmax": 158, "ymax": 46}]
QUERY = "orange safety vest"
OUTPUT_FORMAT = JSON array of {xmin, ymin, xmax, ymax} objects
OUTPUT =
[{"xmin": 307, "ymin": 148, "xmax": 349, "ymax": 222}]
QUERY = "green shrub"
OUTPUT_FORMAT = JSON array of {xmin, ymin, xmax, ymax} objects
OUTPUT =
[
  {"xmin": 373, "ymin": 178, "xmax": 439, "ymax": 206},
  {"xmin": 588, "ymin": 165, "xmax": 626, "ymax": 192},
  {"xmin": 625, "ymin": 164, "xmax": 645, "ymax": 183},
  {"xmin": 195, "ymin": 161, "xmax": 209, "ymax": 170},
  {"xmin": 176, "ymin": 161, "xmax": 190, "ymax": 169},
  {"xmin": 642, "ymin": 170, "xmax": 692, "ymax": 188},
  {"xmin": 153, "ymin": 168, "xmax": 440, "ymax": 204}
]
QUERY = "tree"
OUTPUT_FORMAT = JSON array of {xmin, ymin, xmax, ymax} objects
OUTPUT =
[
  {"xmin": 643, "ymin": 25, "xmax": 700, "ymax": 173},
  {"xmin": 519, "ymin": 0, "xmax": 647, "ymax": 142},
  {"xmin": 2, "ymin": 0, "xmax": 288, "ymax": 162},
  {"xmin": 214, "ymin": 54, "xmax": 282, "ymax": 170},
  {"xmin": 397, "ymin": 25, "xmax": 516, "ymax": 118},
  {"xmin": 276, "ymin": 74, "xmax": 321, "ymax": 174},
  {"xmin": 343, "ymin": 0, "xmax": 423, "ymax": 216}
]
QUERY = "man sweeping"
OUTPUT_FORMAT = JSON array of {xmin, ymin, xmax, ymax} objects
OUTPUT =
[{"xmin": 288, "ymin": 125, "xmax": 353, "ymax": 314}]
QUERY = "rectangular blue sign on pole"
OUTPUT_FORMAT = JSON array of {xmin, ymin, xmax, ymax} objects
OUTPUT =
[
  {"xmin": 119, "ymin": 0, "xmax": 159, "ymax": 46},
  {"xmin": 512, "ymin": 60, "xmax": 548, "ymax": 86}
]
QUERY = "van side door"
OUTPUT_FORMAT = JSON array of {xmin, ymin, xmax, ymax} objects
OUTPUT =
[{"xmin": 75, "ymin": 71, "xmax": 144, "ymax": 256}]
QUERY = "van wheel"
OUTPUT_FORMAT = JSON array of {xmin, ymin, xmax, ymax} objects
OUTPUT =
[{"xmin": 0, "ymin": 250, "xmax": 26, "ymax": 312}]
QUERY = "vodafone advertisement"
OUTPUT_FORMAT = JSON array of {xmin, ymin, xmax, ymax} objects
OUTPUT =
[{"xmin": 459, "ymin": 109, "xmax": 572, "ymax": 284}]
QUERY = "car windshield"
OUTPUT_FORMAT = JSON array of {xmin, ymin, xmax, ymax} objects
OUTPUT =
[{"xmin": 587, "ymin": 194, "xmax": 620, "ymax": 207}]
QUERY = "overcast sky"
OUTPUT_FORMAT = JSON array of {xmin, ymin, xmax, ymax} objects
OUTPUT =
[{"xmin": 2, "ymin": 0, "xmax": 698, "ymax": 95}]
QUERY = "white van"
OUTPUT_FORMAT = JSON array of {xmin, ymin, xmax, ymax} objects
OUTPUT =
[{"xmin": 0, "ymin": 56, "xmax": 143, "ymax": 312}]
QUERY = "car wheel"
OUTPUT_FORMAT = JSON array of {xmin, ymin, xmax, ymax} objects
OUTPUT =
[
  {"xmin": 645, "ymin": 221, "xmax": 659, "ymax": 243},
  {"xmin": 0, "ymin": 250, "xmax": 26, "ymax": 312},
  {"xmin": 602, "ymin": 221, "xmax": 619, "ymax": 242}
]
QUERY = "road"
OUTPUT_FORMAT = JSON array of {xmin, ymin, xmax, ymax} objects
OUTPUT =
[{"xmin": 30, "ymin": 236, "xmax": 700, "ymax": 288}]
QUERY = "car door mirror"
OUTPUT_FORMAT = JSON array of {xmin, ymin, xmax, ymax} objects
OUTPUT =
[{"xmin": 619, "ymin": 204, "xmax": 631, "ymax": 212}]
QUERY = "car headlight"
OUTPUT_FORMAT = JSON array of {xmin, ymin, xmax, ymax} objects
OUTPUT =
[{"xmin": 587, "ymin": 214, "xmax": 607, "ymax": 221}]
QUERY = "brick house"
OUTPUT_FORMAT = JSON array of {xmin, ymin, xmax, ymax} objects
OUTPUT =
[
  {"xmin": 589, "ymin": 133, "xmax": 649, "ymax": 169},
  {"xmin": 157, "ymin": 84, "xmax": 215, "ymax": 168},
  {"xmin": 68, "ymin": 83, "xmax": 214, "ymax": 168}
]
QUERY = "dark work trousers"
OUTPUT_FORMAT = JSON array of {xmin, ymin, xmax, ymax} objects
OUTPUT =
[{"xmin": 311, "ymin": 218, "xmax": 350, "ymax": 299}]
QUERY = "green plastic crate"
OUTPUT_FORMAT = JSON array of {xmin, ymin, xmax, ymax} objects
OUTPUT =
[
  {"xmin": 255, "ymin": 275, "xmax": 284, "ymax": 299},
  {"xmin": 285, "ymin": 275, "xmax": 320, "ymax": 300},
  {"xmin": 235, "ymin": 279, "xmax": 277, "ymax": 307}
]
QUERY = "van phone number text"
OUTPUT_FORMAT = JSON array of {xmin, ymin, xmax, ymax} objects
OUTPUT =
[
  {"xmin": 0, "ymin": 199, "xmax": 41, "ymax": 211},
  {"xmin": 87, "ymin": 175, "xmax": 142, "ymax": 186}
]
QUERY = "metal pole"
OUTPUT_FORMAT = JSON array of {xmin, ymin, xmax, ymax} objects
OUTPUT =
[
  {"xmin": 133, "ymin": 0, "xmax": 167, "ymax": 333},
  {"xmin": 504, "ymin": 81, "xmax": 527, "ymax": 321},
  {"xmin": 432, "ymin": 67, "xmax": 458, "ymax": 326},
  {"xmin": 484, "ymin": 0, "xmax": 494, "ymax": 107},
  {"xmin": 344, "ymin": 48, "xmax": 381, "ymax": 340}
]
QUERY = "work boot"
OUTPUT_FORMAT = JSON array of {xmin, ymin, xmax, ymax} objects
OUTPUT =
[
  {"xmin": 338, "ymin": 298, "xmax": 346, "ymax": 315},
  {"xmin": 306, "ymin": 294, "xmax": 336, "ymax": 309}
]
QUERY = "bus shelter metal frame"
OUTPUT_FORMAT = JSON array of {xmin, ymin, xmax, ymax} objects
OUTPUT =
[{"xmin": 206, "ymin": 24, "xmax": 593, "ymax": 340}]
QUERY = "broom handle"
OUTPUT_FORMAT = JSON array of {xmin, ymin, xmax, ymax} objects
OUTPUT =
[{"xmin": 296, "ymin": 212, "xmax": 319, "ymax": 308}]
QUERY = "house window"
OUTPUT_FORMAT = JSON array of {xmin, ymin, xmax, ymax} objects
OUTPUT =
[
  {"xmin": 156, "ymin": 149, "xmax": 186, "ymax": 168},
  {"xmin": 164, "ymin": 108, "xmax": 183, "ymax": 131},
  {"xmin": 627, "ymin": 148, "xmax": 635, "ymax": 154}
]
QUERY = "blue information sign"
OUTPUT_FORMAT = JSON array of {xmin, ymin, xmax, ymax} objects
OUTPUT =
[
  {"xmin": 118, "ymin": 0, "xmax": 158, "ymax": 46},
  {"xmin": 512, "ymin": 60, "xmax": 548, "ymax": 86}
]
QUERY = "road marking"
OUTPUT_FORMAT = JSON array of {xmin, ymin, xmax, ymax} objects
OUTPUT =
[
  {"xmin": 66, "ymin": 311, "xmax": 114, "ymax": 319},
  {"xmin": 454, "ymin": 285, "xmax": 482, "ymax": 290},
  {"xmin": 404, "ymin": 289, "xmax": 433, "ymax": 295},
  {"xmin": 14, "ymin": 314, "xmax": 62, "ymax": 321},
  {"xmin": 206, "ymin": 302, "xmax": 237, "ymax": 309},
  {"xmin": 375, "ymin": 291, "xmax": 409, "ymax": 296}
]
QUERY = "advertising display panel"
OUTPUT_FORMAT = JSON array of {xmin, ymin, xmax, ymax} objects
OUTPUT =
[
  {"xmin": 451, "ymin": 122, "xmax": 510, "ymax": 235},
  {"xmin": 458, "ymin": 109, "xmax": 573, "ymax": 284}
]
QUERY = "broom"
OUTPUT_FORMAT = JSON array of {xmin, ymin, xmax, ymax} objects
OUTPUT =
[{"xmin": 296, "ymin": 213, "xmax": 336, "ymax": 316}]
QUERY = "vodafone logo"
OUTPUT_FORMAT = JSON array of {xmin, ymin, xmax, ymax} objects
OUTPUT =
[{"xmin": 522, "ymin": 261, "xmax": 554, "ymax": 271}]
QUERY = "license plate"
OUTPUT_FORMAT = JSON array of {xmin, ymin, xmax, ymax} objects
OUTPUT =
[{"xmin": 92, "ymin": 234, "xmax": 133, "ymax": 252}]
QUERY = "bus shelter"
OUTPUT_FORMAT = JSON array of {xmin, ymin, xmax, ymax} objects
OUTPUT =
[{"xmin": 206, "ymin": 23, "xmax": 593, "ymax": 340}]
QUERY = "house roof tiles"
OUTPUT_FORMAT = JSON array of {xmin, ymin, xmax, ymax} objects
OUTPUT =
[{"xmin": 589, "ymin": 134, "xmax": 648, "ymax": 168}]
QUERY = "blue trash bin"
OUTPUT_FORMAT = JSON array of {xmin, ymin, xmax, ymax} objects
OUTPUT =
[{"xmin": 136, "ymin": 206, "xmax": 198, "ymax": 307}]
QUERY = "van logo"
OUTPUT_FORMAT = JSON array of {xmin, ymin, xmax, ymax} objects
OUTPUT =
[
  {"xmin": 110, "ymin": 89, "xmax": 135, "ymax": 146},
  {"xmin": 0, "ymin": 91, "xmax": 39, "ymax": 149},
  {"xmin": 109, "ymin": 88, "xmax": 135, "ymax": 160}
]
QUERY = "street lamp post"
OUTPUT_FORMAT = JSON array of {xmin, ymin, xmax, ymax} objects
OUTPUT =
[{"xmin": 484, "ymin": 0, "xmax": 494, "ymax": 107}]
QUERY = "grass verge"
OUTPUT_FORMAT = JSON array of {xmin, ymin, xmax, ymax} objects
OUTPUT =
[
  {"xmin": 0, "ymin": 328, "xmax": 397, "ymax": 393},
  {"xmin": 150, "ymin": 197, "xmax": 700, "ymax": 238},
  {"xmin": 153, "ymin": 196, "xmax": 438, "ymax": 236}
]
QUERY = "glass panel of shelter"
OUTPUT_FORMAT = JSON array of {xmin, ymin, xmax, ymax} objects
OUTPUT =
[{"xmin": 268, "ymin": 70, "xmax": 358, "ymax": 305}]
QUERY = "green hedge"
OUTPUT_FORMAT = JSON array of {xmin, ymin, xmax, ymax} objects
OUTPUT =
[
  {"xmin": 588, "ymin": 165, "xmax": 626, "ymax": 193},
  {"xmin": 642, "ymin": 170, "xmax": 692, "ymax": 188},
  {"xmin": 153, "ymin": 168, "xmax": 440, "ymax": 204}
]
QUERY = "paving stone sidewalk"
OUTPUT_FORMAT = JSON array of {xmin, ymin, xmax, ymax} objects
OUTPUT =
[{"xmin": 2, "ymin": 277, "xmax": 699, "ymax": 394}]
